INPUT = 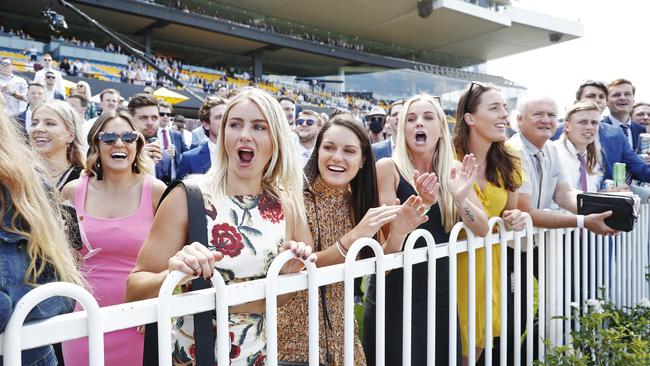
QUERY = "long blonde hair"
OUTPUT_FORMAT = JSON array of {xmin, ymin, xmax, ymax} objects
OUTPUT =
[
  {"xmin": 392, "ymin": 94, "xmax": 457, "ymax": 232},
  {"xmin": 192, "ymin": 87, "xmax": 305, "ymax": 219},
  {"xmin": 32, "ymin": 100, "xmax": 85, "ymax": 169},
  {"xmin": 0, "ymin": 111, "xmax": 83, "ymax": 286}
]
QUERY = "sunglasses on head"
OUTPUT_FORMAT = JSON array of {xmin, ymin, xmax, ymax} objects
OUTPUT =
[
  {"xmin": 97, "ymin": 131, "xmax": 139, "ymax": 145},
  {"xmin": 463, "ymin": 81, "xmax": 488, "ymax": 114},
  {"xmin": 296, "ymin": 118, "xmax": 316, "ymax": 126},
  {"xmin": 159, "ymin": 112, "xmax": 171, "ymax": 117}
]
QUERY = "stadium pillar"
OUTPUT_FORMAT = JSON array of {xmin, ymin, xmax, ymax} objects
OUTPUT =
[
  {"xmin": 252, "ymin": 50, "xmax": 263, "ymax": 81},
  {"xmin": 144, "ymin": 28, "xmax": 152, "ymax": 57}
]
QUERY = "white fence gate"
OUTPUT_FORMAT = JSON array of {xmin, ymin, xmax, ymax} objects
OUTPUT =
[{"xmin": 1, "ymin": 207, "xmax": 649, "ymax": 365}]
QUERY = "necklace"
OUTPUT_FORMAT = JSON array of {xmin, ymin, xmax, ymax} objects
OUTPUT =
[{"xmin": 49, "ymin": 164, "xmax": 72, "ymax": 179}]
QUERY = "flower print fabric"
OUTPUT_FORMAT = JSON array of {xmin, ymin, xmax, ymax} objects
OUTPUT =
[{"xmin": 172, "ymin": 191, "xmax": 286, "ymax": 365}]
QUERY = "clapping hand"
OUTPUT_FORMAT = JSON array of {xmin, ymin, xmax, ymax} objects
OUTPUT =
[
  {"xmin": 390, "ymin": 196, "xmax": 429, "ymax": 236},
  {"xmin": 413, "ymin": 169, "xmax": 440, "ymax": 207},
  {"xmin": 448, "ymin": 154, "xmax": 478, "ymax": 201}
]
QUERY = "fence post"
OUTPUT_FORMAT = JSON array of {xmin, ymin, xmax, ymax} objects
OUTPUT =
[
  {"xmin": 344, "ymin": 238, "xmax": 384, "ymax": 366},
  {"xmin": 265, "ymin": 250, "xmax": 320, "ymax": 366},
  {"xmin": 401, "ymin": 229, "xmax": 437, "ymax": 366},
  {"xmin": 484, "ymin": 217, "xmax": 507, "ymax": 366},
  {"xmin": 2, "ymin": 282, "xmax": 103, "ymax": 366}
]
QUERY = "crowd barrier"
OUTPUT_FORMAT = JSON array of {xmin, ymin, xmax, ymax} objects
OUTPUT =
[{"xmin": 1, "ymin": 206, "xmax": 649, "ymax": 365}]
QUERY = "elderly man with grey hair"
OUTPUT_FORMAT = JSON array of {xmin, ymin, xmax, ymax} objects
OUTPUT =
[{"xmin": 503, "ymin": 94, "xmax": 616, "ymax": 364}]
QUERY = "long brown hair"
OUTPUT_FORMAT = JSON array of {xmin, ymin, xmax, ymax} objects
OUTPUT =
[
  {"xmin": 453, "ymin": 82, "xmax": 521, "ymax": 192},
  {"xmin": 85, "ymin": 111, "xmax": 151, "ymax": 179}
]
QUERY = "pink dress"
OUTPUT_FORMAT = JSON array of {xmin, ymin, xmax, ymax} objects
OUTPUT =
[{"xmin": 62, "ymin": 175, "xmax": 153, "ymax": 366}]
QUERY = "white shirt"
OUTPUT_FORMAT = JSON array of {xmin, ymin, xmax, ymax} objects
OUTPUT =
[
  {"xmin": 0, "ymin": 73, "xmax": 28, "ymax": 116},
  {"xmin": 208, "ymin": 139, "xmax": 217, "ymax": 166},
  {"xmin": 552, "ymin": 138, "xmax": 603, "ymax": 192},
  {"xmin": 33, "ymin": 68, "xmax": 65, "ymax": 96},
  {"xmin": 24, "ymin": 108, "xmax": 33, "ymax": 131},
  {"xmin": 609, "ymin": 115, "xmax": 634, "ymax": 148},
  {"xmin": 296, "ymin": 142, "xmax": 313, "ymax": 168},
  {"xmin": 181, "ymin": 129, "xmax": 192, "ymax": 149},
  {"xmin": 82, "ymin": 117, "xmax": 98, "ymax": 154}
]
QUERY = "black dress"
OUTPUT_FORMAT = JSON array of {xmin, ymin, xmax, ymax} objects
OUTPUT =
[{"xmin": 363, "ymin": 172, "xmax": 462, "ymax": 366}]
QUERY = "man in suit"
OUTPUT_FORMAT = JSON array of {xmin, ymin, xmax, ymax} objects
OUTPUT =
[
  {"xmin": 43, "ymin": 71, "xmax": 64, "ymax": 101},
  {"xmin": 371, "ymin": 100, "xmax": 403, "ymax": 161},
  {"xmin": 13, "ymin": 82, "xmax": 45, "ymax": 134},
  {"xmin": 601, "ymin": 79, "xmax": 644, "ymax": 151},
  {"xmin": 177, "ymin": 97, "xmax": 228, "ymax": 179},
  {"xmin": 631, "ymin": 102, "xmax": 650, "ymax": 129},
  {"xmin": 158, "ymin": 101, "xmax": 187, "ymax": 180},
  {"xmin": 128, "ymin": 93, "xmax": 172, "ymax": 184}
]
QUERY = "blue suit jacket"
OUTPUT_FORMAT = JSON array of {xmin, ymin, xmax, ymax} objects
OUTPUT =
[
  {"xmin": 168, "ymin": 129, "xmax": 187, "ymax": 166},
  {"xmin": 155, "ymin": 151, "xmax": 173, "ymax": 184},
  {"xmin": 53, "ymin": 91, "xmax": 64, "ymax": 101},
  {"xmin": 598, "ymin": 123, "xmax": 650, "ymax": 181},
  {"xmin": 601, "ymin": 116, "xmax": 646, "ymax": 151},
  {"xmin": 371, "ymin": 139, "xmax": 392, "ymax": 161},
  {"xmin": 176, "ymin": 142, "xmax": 211, "ymax": 179}
]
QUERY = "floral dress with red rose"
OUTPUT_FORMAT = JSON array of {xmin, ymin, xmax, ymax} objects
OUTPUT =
[{"xmin": 172, "ymin": 192, "xmax": 285, "ymax": 366}]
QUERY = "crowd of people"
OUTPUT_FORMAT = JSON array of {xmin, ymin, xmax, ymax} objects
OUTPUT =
[{"xmin": 3, "ymin": 40, "xmax": 650, "ymax": 366}]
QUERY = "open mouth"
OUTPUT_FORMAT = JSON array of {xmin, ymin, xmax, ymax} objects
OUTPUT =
[
  {"xmin": 415, "ymin": 131, "xmax": 427, "ymax": 143},
  {"xmin": 495, "ymin": 122, "xmax": 506, "ymax": 129},
  {"xmin": 237, "ymin": 147, "xmax": 255, "ymax": 165},
  {"xmin": 111, "ymin": 152, "xmax": 128, "ymax": 160}
]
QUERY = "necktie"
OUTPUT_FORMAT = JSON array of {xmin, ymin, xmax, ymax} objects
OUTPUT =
[
  {"xmin": 534, "ymin": 150, "xmax": 545, "ymax": 209},
  {"xmin": 162, "ymin": 129, "xmax": 169, "ymax": 150},
  {"xmin": 620, "ymin": 124, "xmax": 629, "ymax": 138},
  {"xmin": 576, "ymin": 153, "xmax": 588, "ymax": 191}
]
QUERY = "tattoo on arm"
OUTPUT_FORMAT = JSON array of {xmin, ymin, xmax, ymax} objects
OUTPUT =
[{"xmin": 463, "ymin": 206, "xmax": 475, "ymax": 222}]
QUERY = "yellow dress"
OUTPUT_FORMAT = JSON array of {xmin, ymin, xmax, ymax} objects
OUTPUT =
[{"xmin": 457, "ymin": 168, "xmax": 522, "ymax": 356}]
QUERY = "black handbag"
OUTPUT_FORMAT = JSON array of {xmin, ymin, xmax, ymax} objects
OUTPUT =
[
  {"xmin": 577, "ymin": 192, "xmax": 640, "ymax": 232},
  {"xmin": 143, "ymin": 181, "xmax": 215, "ymax": 366}
]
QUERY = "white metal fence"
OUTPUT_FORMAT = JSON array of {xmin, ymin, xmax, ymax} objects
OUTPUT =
[{"xmin": 1, "ymin": 207, "xmax": 649, "ymax": 365}]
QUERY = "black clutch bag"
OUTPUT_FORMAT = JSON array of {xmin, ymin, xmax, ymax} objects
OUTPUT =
[{"xmin": 577, "ymin": 192, "xmax": 640, "ymax": 232}]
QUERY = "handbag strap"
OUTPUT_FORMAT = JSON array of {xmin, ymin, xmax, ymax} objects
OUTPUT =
[
  {"xmin": 143, "ymin": 180, "xmax": 214, "ymax": 366},
  {"xmin": 306, "ymin": 189, "xmax": 333, "ymax": 365}
]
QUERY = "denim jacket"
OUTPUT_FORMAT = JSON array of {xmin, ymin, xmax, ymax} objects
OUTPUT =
[{"xmin": 0, "ymin": 190, "xmax": 74, "ymax": 365}]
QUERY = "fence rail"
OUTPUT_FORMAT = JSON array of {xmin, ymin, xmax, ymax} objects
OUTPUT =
[{"xmin": 2, "ymin": 206, "xmax": 649, "ymax": 365}]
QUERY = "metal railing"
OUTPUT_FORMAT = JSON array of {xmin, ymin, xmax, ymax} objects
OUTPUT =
[{"xmin": 1, "ymin": 206, "xmax": 649, "ymax": 365}]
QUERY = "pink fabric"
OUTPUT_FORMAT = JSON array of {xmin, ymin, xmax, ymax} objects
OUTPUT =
[{"xmin": 62, "ymin": 175, "xmax": 153, "ymax": 366}]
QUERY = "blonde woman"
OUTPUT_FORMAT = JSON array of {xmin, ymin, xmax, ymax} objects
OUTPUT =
[
  {"xmin": 0, "ymin": 110, "xmax": 83, "ymax": 365},
  {"xmin": 74, "ymin": 81, "xmax": 96, "ymax": 120},
  {"xmin": 61, "ymin": 111, "xmax": 166, "ymax": 366},
  {"xmin": 126, "ymin": 88, "xmax": 315, "ymax": 365},
  {"xmin": 553, "ymin": 100, "xmax": 604, "ymax": 192},
  {"xmin": 365, "ymin": 94, "xmax": 489, "ymax": 366},
  {"xmin": 28, "ymin": 100, "xmax": 85, "ymax": 191}
]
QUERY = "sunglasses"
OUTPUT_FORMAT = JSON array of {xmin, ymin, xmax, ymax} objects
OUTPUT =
[
  {"xmin": 368, "ymin": 115, "xmax": 385, "ymax": 124},
  {"xmin": 97, "ymin": 131, "xmax": 139, "ymax": 145},
  {"xmin": 45, "ymin": 75, "xmax": 56, "ymax": 80},
  {"xmin": 159, "ymin": 112, "xmax": 171, "ymax": 117},
  {"xmin": 296, "ymin": 118, "xmax": 316, "ymax": 126},
  {"xmin": 463, "ymin": 82, "xmax": 488, "ymax": 114},
  {"xmin": 43, "ymin": 59, "xmax": 52, "ymax": 62}
]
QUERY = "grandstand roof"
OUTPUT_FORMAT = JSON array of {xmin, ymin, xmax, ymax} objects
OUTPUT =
[{"xmin": 0, "ymin": 0, "xmax": 578, "ymax": 89}]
